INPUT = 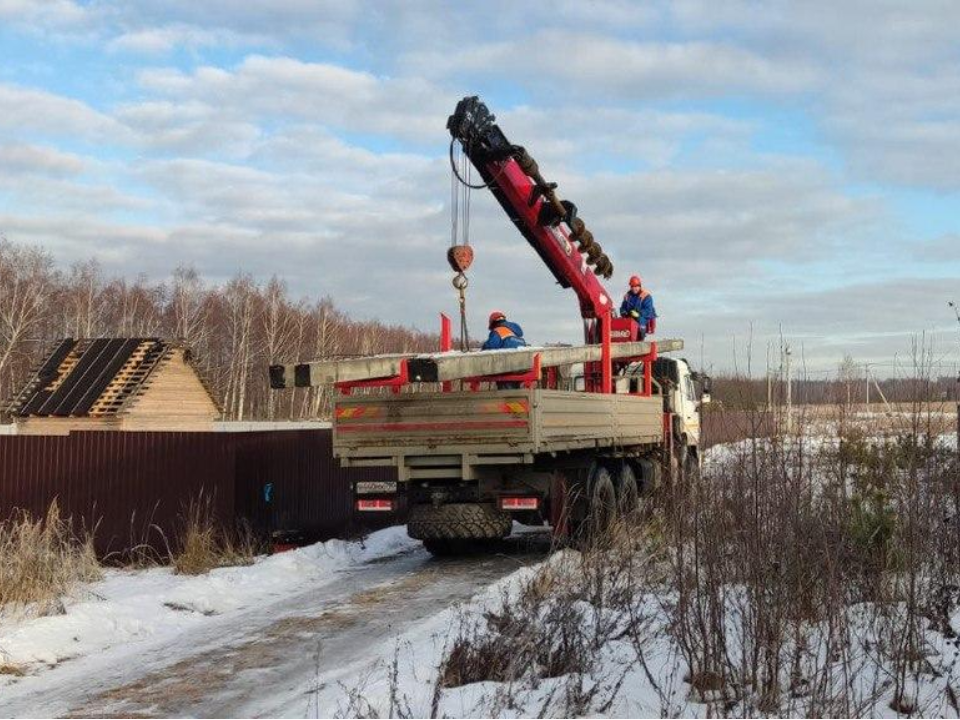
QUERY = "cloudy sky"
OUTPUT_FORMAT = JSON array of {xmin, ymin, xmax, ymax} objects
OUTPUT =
[{"xmin": 1, "ymin": 1, "xmax": 958, "ymax": 375}]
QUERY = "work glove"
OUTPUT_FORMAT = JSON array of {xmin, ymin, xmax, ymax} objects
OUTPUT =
[{"xmin": 629, "ymin": 310, "xmax": 640, "ymax": 319}]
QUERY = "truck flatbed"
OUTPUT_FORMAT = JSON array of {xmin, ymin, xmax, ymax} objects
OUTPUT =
[{"xmin": 334, "ymin": 389, "xmax": 663, "ymax": 480}]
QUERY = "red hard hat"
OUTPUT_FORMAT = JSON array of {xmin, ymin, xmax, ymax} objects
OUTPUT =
[
  {"xmin": 488, "ymin": 310, "xmax": 506, "ymax": 327},
  {"xmin": 629, "ymin": 275, "xmax": 642, "ymax": 286}
]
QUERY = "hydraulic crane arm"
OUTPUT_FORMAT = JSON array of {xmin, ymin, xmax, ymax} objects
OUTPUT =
[{"xmin": 447, "ymin": 96, "xmax": 615, "ymax": 322}]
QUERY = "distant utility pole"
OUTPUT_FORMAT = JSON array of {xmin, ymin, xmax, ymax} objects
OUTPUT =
[
  {"xmin": 766, "ymin": 341, "xmax": 773, "ymax": 410},
  {"xmin": 864, "ymin": 363, "xmax": 871, "ymax": 411},
  {"xmin": 949, "ymin": 301, "xmax": 960, "ymax": 454},
  {"xmin": 784, "ymin": 343, "xmax": 793, "ymax": 434}
]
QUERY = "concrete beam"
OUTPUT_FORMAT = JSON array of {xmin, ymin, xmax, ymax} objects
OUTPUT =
[
  {"xmin": 269, "ymin": 339, "xmax": 684, "ymax": 389},
  {"xmin": 408, "ymin": 339, "xmax": 683, "ymax": 382},
  {"xmin": 268, "ymin": 352, "xmax": 413, "ymax": 389}
]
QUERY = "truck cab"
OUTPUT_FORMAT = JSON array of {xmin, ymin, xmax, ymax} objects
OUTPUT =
[
  {"xmin": 653, "ymin": 356, "xmax": 710, "ymax": 467},
  {"xmin": 656, "ymin": 357, "xmax": 701, "ymax": 440}
]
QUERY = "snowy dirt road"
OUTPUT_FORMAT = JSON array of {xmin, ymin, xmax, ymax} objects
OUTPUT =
[{"xmin": 0, "ymin": 531, "xmax": 552, "ymax": 718}]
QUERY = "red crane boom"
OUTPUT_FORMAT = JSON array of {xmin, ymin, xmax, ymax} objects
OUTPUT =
[{"xmin": 447, "ymin": 96, "xmax": 648, "ymax": 392}]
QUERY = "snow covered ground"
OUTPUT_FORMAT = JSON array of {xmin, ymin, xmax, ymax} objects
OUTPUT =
[
  {"xmin": 0, "ymin": 526, "xmax": 552, "ymax": 717},
  {"xmin": 3, "ymin": 425, "xmax": 959, "ymax": 717},
  {"xmin": 316, "ymin": 559, "xmax": 960, "ymax": 719},
  {"xmin": 312, "ymin": 568, "xmax": 960, "ymax": 718},
  {"xmin": 0, "ymin": 527, "xmax": 418, "ymax": 670}
]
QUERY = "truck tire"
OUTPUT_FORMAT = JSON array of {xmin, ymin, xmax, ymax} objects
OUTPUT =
[
  {"xmin": 683, "ymin": 446, "xmax": 700, "ymax": 482},
  {"xmin": 408, "ymin": 503, "xmax": 512, "ymax": 543},
  {"xmin": 588, "ymin": 466, "xmax": 617, "ymax": 536},
  {"xmin": 616, "ymin": 462, "xmax": 639, "ymax": 516},
  {"xmin": 636, "ymin": 457, "xmax": 659, "ymax": 494},
  {"xmin": 673, "ymin": 440, "xmax": 688, "ymax": 485}
]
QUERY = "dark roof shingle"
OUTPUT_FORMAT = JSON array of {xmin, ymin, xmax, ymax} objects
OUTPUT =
[{"xmin": 7, "ymin": 338, "xmax": 170, "ymax": 418}]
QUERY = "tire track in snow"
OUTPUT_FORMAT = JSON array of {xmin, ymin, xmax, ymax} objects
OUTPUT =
[{"xmin": 60, "ymin": 532, "xmax": 552, "ymax": 718}]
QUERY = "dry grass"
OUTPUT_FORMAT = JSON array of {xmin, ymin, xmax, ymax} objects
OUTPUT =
[
  {"xmin": 172, "ymin": 495, "xmax": 259, "ymax": 576},
  {"xmin": 433, "ymin": 518, "xmax": 652, "ymax": 716},
  {"xmin": 431, "ymin": 378, "xmax": 959, "ymax": 715},
  {"xmin": 0, "ymin": 662, "xmax": 26, "ymax": 677},
  {"xmin": 663, "ymin": 372, "xmax": 960, "ymax": 716},
  {"xmin": 0, "ymin": 500, "xmax": 101, "ymax": 617}
]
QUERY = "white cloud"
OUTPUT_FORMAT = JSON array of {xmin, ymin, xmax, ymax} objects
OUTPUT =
[
  {"xmin": 115, "ymin": 100, "xmax": 262, "ymax": 156},
  {"xmin": 495, "ymin": 106, "xmax": 755, "ymax": 172},
  {"xmin": 107, "ymin": 25, "xmax": 240, "ymax": 54},
  {"xmin": 0, "ymin": 0, "xmax": 88, "ymax": 29},
  {"xmin": 403, "ymin": 30, "xmax": 820, "ymax": 99},
  {"xmin": 0, "ymin": 83, "xmax": 129, "ymax": 142},
  {"xmin": 0, "ymin": 143, "xmax": 84, "ymax": 175},
  {"xmin": 135, "ymin": 56, "xmax": 454, "ymax": 143},
  {"xmin": 668, "ymin": 1, "xmax": 960, "ymax": 190}
]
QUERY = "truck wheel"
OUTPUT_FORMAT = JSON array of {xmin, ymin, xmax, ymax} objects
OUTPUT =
[
  {"xmin": 675, "ymin": 440, "xmax": 688, "ymax": 485},
  {"xmin": 616, "ymin": 462, "xmax": 639, "ymax": 516},
  {"xmin": 588, "ymin": 466, "xmax": 617, "ymax": 536},
  {"xmin": 683, "ymin": 447, "xmax": 700, "ymax": 482},
  {"xmin": 408, "ymin": 503, "xmax": 512, "ymax": 542},
  {"xmin": 636, "ymin": 457, "xmax": 659, "ymax": 494}
]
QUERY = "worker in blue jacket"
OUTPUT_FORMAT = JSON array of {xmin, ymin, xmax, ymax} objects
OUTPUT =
[
  {"xmin": 482, "ymin": 311, "xmax": 527, "ymax": 389},
  {"xmin": 619, "ymin": 274, "xmax": 657, "ymax": 336},
  {"xmin": 482, "ymin": 311, "xmax": 527, "ymax": 350}
]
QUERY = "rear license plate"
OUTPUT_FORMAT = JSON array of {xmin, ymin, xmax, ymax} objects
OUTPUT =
[{"xmin": 355, "ymin": 481, "xmax": 398, "ymax": 495}]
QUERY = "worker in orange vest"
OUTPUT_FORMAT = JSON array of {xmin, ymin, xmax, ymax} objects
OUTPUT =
[
  {"xmin": 619, "ymin": 275, "xmax": 657, "ymax": 336},
  {"xmin": 482, "ymin": 311, "xmax": 527, "ymax": 389},
  {"xmin": 482, "ymin": 311, "xmax": 527, "ymax": 350}
]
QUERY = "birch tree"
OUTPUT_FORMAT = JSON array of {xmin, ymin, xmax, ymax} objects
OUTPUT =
[
  {"xmin": 0, "ymin": 240, "xmax": 56, "ymax": 400},
  {"xmin": 260, "ymin": 276, "xmax": 298, "ymax": 420}
]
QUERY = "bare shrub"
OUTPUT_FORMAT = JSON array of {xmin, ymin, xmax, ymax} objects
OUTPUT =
[
  {"xmin": 338, "ymin": 350, "xmax": 959, "ymax": 717},
  {"xmin": 663, "ymin": 349, "xmax": 959, "ymax": 717},
  {"xmin": 172, "ymin": 494, "xmax": 260, "ymax": 575},
  {"xmin": 435, "ymin": 522, "xmax": 654, "ymax": 716},
  {"xmin": 0, "ymin": 500, "xmax": 100, "ymax": 617}
]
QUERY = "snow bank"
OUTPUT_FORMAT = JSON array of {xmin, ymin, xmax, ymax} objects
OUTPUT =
[
  {"xmin": 0, "ymin": 526, "xmax": 418, "ymax": 669},
  {"xmin": 309, "ymin": 551, "xmax": 960, "ymax": 719},
  {"xmin": 305, "ymin": 552, "xmax": 681, "ymax": 718},
  {"xmin": 307, "ymin": 561, "xmax": 545, "ymax": 718}
]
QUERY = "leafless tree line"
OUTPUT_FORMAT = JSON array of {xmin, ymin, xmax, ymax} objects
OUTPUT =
[
  {"xmin": 0, "ymin": 240, "xmax": 438, "ymax": 420},
  {"xmin": 712, "ymin": 372, "xmax": 960, "ymax": 410}
]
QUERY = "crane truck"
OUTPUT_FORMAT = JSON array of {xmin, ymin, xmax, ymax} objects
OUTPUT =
[{"xmin": 270, "ymin": 96, "xmax": 709, "ymax": 555}]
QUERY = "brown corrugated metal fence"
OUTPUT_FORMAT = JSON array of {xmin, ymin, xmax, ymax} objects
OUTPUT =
[
  {"xmin": 232, "ymin": 430, "xmax": 399, "ymax": 542},
  {"xmin": 0, "ymin": 415, "xmax": 769, "ymax": 557},
  {"xmin": 0, "ymin": 430, "xmax": 394, "ymax": 557}
]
